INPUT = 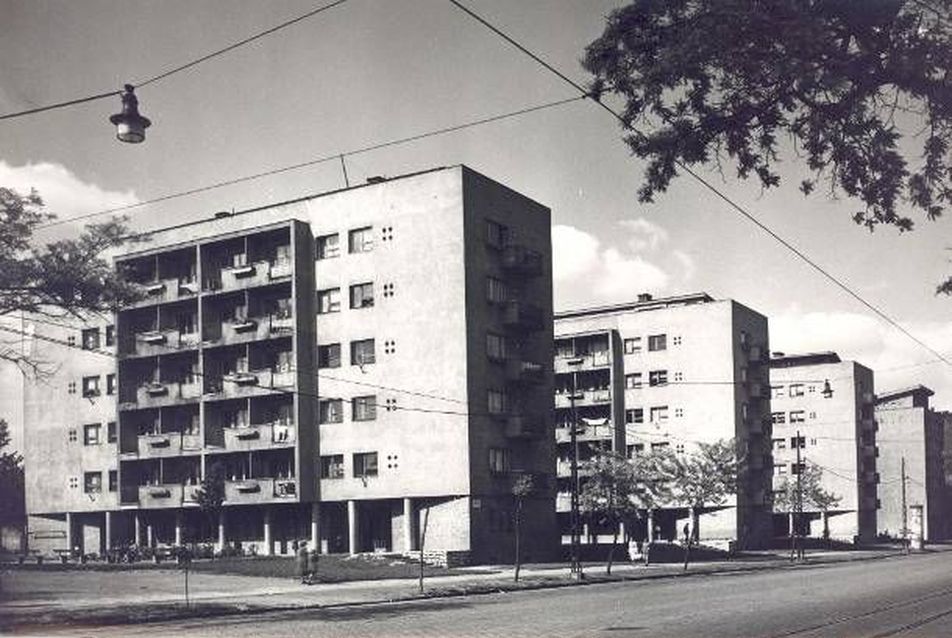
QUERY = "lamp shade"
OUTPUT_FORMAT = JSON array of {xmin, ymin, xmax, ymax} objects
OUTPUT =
[{"xmin": 109, "ymin": 84, "xmax": 151, "ymax": 143}]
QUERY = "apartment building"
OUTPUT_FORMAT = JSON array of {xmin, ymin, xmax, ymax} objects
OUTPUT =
[
  {"xmin": 553, "ymin": 293, "xmax": 774, "ymax": 550},
  {"xmin": 875, "ymin": 385, "xmax": 948, "ymax": 542},
  {"xmin": 768, "ymin": 352, "xmax": 877, "ymax": 542},
  {"xmin": 22, "ymin": 165, "xmax": 557, "ymax": 564}
]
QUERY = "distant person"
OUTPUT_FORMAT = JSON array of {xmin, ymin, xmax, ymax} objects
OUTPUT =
[{"xmin": 297, "ymin": 542, "xmax": 310, "ymax": 584}]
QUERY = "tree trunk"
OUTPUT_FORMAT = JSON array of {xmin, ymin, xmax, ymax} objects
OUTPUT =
[
  {"xmin": 692, "ymin": 507, "xmax": 700, "ymax": 543},
  {"xmin": 513, "ymin": 502, "xmax": 522, "ymax": 582},
  {"xmin": 606, "ymin": 524, "xmax": 619, "ymax": 575}
]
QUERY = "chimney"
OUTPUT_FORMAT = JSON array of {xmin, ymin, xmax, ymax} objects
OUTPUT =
[{"xmin": 637, "ymin": 293, "xmax": 653, "ymax": 302}]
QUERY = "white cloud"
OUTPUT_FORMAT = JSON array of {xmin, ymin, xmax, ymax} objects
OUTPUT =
[
  {"xmin": 673, "ymin": 249, "xmax": 697, "ymax": 282},
  {"xmin": 619, "ymin": 217, "xmax": 669, "ymax": 252},
  {"xmin": 0, "ymin": 161, "xmax": 138, "ymax": 220}
]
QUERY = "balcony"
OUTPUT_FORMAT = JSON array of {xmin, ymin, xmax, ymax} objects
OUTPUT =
[
  {"xmin": 224, "ymin": 477, "xmax": 297, "ymax": 504},
  {"xmin": 502, "ymin": 300, "xmax": 544, "ymax": 332},
  {"xmin": 269, "ymin": 259, "xmax": 293, "ymax": 280},
  {"xmin": 138, "ymin": 484, "xmax": 184, "ymax": 509},
  {"xmin": 137, "ymin": 432, "xmax": 202, "ymax": 457},
  {"xmin": 125, "ymin": 381, "xmax": 202, "ymax": 410},
  {"xmin": 209, "ymin": 369, "xmax": 295, "ymax": 400},
  {"xmin": 504, "ymin": 415, "xmax": 545, "ymax": 439},
  {"xmin": 126, "ymin": 278, "xmax": 199, "ymax": 309},
  {"xmin": 501, "ymin": 244, "xmax": 543, "ymax": 277},
  {"xmin": 554, "ymin": 350, "xmax": 610, "ymax": 373},
  {"xmin": 556, "ymin": 492, "xmax": 572, "ymax": 512},
  {"xmin": 506, "ymin": 359, "xmax": 545, "ymax": 385},
  {"xmin": 125, "ymin": 329, "xmax": 200, "ymax": 358},
  {"xmin": 555, "ymin": 423, "xmax": 613, "ymax": 443},
  {"xmin": 210, "ymin": 314, "xmax": 293, "ymax": 347},
  {"xmin": 554, "ymin": 389, "xmax": 611, "ymax": 409},
  {"xmin": 211, "ymin": 257, "xmax": 291, "ymax": 293},
  {"xmin": 222, "ymin": 422, "xmax": 295, "ymax": 450}
]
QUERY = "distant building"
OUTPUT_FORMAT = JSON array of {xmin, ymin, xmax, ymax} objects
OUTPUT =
[
  {"xmin": 21, "ymin": 165, "xmax": 557, "ymax": 564},
  {"xmin": 875, "ymin": 386, "xmax": 948, "ymax": 542},
  {"xmin": 554, "ymin": 292, "xmax": 774, "ymax": 550},
  {"xmin": 768, "ymin": 352, "xmax": 877, "ymax": 543}
]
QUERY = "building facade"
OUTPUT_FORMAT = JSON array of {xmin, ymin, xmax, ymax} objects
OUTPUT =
[
  {"xmin": 768, "ymin": 352, "xmax": 878, "ymax": 542},
  {"xmin": 553, "ymin": 293, "xmax": 774, "ymax": 550},
  {"xmin": 875, "ymin": 385, "xmax": 948, "ymax": 542},
  {"xmin": 22, "ymin": 165, "xmax": 557, "ymax": 564}
]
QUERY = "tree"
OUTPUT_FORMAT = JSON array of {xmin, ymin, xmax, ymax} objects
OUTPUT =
[
  {"xmin": 511, "ymin": 473, "xmax": 534, "ymax": 582},
  {"xmin": 193, "ymin": 462, "xmax": 226, "ymax": 546},
  {"xmin": 578, "ymin": 450, "xmax": 673, "ymax": 574},
  {"xmin": 583, "ymin": 1, "xmax": 952, "ymax": 292},
  {"xmin": 0, "ymin": 187, "xmax": 141, "ymax": 375},
  {"xmin": 0, "ymin": 419, "xmax": 25, "ymax": 534},
  {"xmin": 773, "ymin": 463, "xmax": 842, "ymax": 539},
  {"xmin": 661, "ymin": 439, "xmax": 742, "ymax": 569}
]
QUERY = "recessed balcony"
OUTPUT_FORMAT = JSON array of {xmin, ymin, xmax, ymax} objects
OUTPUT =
[
  {"xmin": 126, "ymin": 381, "xmax": 201, "ymax": 409},
  {"xmin": 554, "ymin": 389, "xmax": 611, "ymax": 409},
  {"xmin": 222, "ymin": 422, "xmax": 295, "ymax": 450},
  {"xmin": 554, "ymin": 350, "xmax": 610, "ymax": 373},
  {"xmin": 208, "ymin": 369, "xmax": 295, "ymax": 400},
  {"xmin": 126, "ymin": 277, "xmax": 199, "ymax": 308},
  {"xmin": 506, "ymin": 359, "xmax": 545, "ymax": 384},
  {"xmin": 136, "ymin": 432, "xmax": 202, "ymax": 457},
  {"xmin": 224, "ymin": 477, "xmax": 297, "ymax": 504},
  {"xmin": 138, "ymin": 483, "xmax": 184, "ymax": 509},
  {"xmin": 124, "ymin": 329, "xmax": 200, "ymax": 358}
]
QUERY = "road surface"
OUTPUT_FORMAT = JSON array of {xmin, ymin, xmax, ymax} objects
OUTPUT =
[{"xmin": 26, "ymin": 551, "xmax": 952, "ymax": 637}]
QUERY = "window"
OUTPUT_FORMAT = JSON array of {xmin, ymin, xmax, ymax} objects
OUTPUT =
[
  {"xmin": 487, "ymin": 333, "xmax": 508, "ymax": 361},
  {"xmin": 740, "ymin": 367, "xmax": 749, "ymax": 383},
  {"xmin": 319, "ymin": 399, "xmax": 343, "ymax": 424},
  {"xmin": 106, "ymin": 374, "xmax": 117, "ymax": 396},
  {"xmin": 348, "ymin": 226, "xmax": 374, "ymax": 253},
  {"xmin": 648, "ymin": 370, "xmax": 668, "ymax": 387},
  {"xmin": 489, "ymin": 447, "xmax": 510, "ymax": 473},
  {"xmin": 623, "ymin": 337, "xmax": 642, "ymax": 354},
  {"xmin": 83, "ymin": 471, "xmax": 102, "ymax": 493},
  {"xmin": 108, "ymin": 470, "xmax": 118, "ymax": 492},
  {"xmin": 648, "ymin": 334, "xmax": 667, "ymax": 352},
  {"xmin": 789, "ymin": 383, "xmax": 805, "ymax": 397},
  {"xmin": 488, "ymin": 389, "xmax": 508, "ymax": 414},
  {"xmin": 352, "ymin": 395, "xmax": 377, "ymax": 421},
  {"xmin": 67, "ymin": 335, "xmax": 76, "ymax": 347},
  {"xmin": 789, "ymin": 410, "xmax": 806, "ymax": 424},
  {"xmin": 68, "ymin": 381, "xmax": 76, "ymax": 394},
  {"xmin": 316, "ymin": 233, "xmax": 340, "ymax": 259},
  {"xmin": 486, "ymin": 220, "xmax": 509, "ymax": 248},
  {"xmin": 105, "ymin": 325, "xmax": 115, "ymax": 347},
  {"xmin": 351, "ymin": 339, "xmax": 376, "ymax": 366},
  {"xmin": 625, "ymin": 373, "xmax": 643, "ymax": 389},
  {"xmin": 82, "ymin": 376, "xmax": 100, "ymax": 397},
  {"xmin": 774, "ymin": 464, "xmax": 787, "ymax": 476},
  {"xmin": 773, "ymin": 438, "xmax": 786, "ymax": 450},
  {"xmin": 353, "ymin": 452, "xmax": 378, "ymax": 477},
  {"xmin": 107, "ymin": 422, "xmax": 117, "ymax": 444},
  {"xmin": 739, "ymin": 330, "xmax": 749, "ymax": 346},
  {"xmin": 317, "ymin": 288, "xmax": 341, "ymax": 314},
  {"xmin": 82, "ymin": 328, "xmax": 100, "ymax": 350},
  {"xmin": 771, "ymin": 385, "xmax": 785, "ymax": 399},
  {"xmin": 178, "ymin": 313, "xmax": 196, "ymax": 335},
  {"xmin": 771, "ymin": 412, "xmax": 786, "ymax": 424},
  {"xmin": 68, "ymin": 429, "xmax": 77, "ymax": 443},
  {"xmin": 626, "ymin": 408, "xmax": 644, "ymax": 424},
  {"xmin": 650, "ymin": 442, "xmax": 670, "ymax": 451},
  {"xmin": 350, "ymin": 282, "xmax": 374, "ymax": 309},
  {"xmin": 628, "ymin": 443, "xmax": 644, "ymax": 457},
  {"xmin": 790, "ymin": 435, "xmax": 805, "ymax": 448},
  {"xmin": 83, "ymin": 423, "xmax": 100, "ymax": 445},
  {"xmin": 320, "ymin": 455, "xmax": 345, "ymax": 479},
  {"xmin": 791, "ymin": 462, "xmax": 806, "ymax": 475},
  {"xmin": 649, "ymin": 406, "xmax": 669, "ymax": 423},
  {"xmin": 486, "ymin": 276, "xmax": 508, "ymax": 303},
  {"xmin": 317, "ymin": 343, "xmax": 341, "ymax": 369}
]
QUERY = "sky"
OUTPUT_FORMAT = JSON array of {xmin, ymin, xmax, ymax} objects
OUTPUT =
[{"xmin": 2, "ymin": 0, "xmax": 951, "ymax": 451}]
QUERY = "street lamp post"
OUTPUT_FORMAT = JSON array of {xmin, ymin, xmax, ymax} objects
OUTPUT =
[{"xmin": 566, "ymin": 357, "xmax": 585, "ymax": 579}]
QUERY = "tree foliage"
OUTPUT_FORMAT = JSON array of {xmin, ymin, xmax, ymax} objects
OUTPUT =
[
  {"xmin": 194, "ymin": 462, "xmax": 226, "ymax": 523},
  {"xmin": 0, "ymin": 419, "xmax": 25, "ymax": 527},
  {"xmin": 511, "ymin": 473, "xmax": 534, "ymax": 581},
  {"xmin": 666, "ymin": 439, "xmax": 743, "ymax": 512},
  {"xmin": 583, "ymin": 1, "xmax": 952, "ymax": 290},
  {"xmin": 773, "ymin": 463, "xmax": 842, "ymax": 512},
  {"xmin": 0, "ymin": 187, "xmax": 141, "ymax": 374}
]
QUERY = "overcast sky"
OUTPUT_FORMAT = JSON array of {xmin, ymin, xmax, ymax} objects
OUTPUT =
[{"xmin": 2, "ymin": 0, "xmax": 951, "ymax": 451}]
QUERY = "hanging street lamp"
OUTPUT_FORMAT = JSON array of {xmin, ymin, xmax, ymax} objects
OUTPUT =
[{"xmin": 109, "ymin": 84, "xmax": 151, "ymax": 143}]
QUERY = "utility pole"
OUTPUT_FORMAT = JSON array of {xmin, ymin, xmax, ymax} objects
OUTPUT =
[
  {"xmin": 567, "ymin": 357, "xmax": 585, "ymax": 579},
  {"xmin": 794, "ymin": 430, "xmax": 803, "ymax": 562},
  {"xmin": 900, "ymin": 456, "xmax": 909, "ymax": 554}
]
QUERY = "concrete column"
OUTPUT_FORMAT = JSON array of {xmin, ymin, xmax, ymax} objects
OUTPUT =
[
  {"xmin": 65, "ymin": 512, "xmax": 74, "ymax": 552},
  {"xmin": 104, "ymin": 511, "xmax": 113, "ymax": 553},
  {"xmin": 263, "ymin": 508, "xmax": 273, "ymax": 556},
  {"xmin": 403, "ymin": 498, "xmax": 414, "ymax": 552},
  {"xmin": 134, "ymin": 513, "xmax": 142, "ymax": 546},
  {"xmin": 347, "ymin": 500, "xmax": 358, "ymax": 555},
  {"xmin": 647, "ymin": 510, "xmax": 655, "ymax": 544},
  {"xmin": 146, "ymin": 523, "xmax": 154, "ymax": 547},
  {"xmin": 310, "ymin": 502, "xmax": 321, "ymax": 553},
  {"xmin": 217, "ymin": 510, "xmax": 226, "ymax": 551},
  {"xmin": 788, "ymin": 512, "xmax": 795, "ymax": 537},
  {"xmin": 174, "ymin": 510, "xmax": 183, "ymax": 546}
]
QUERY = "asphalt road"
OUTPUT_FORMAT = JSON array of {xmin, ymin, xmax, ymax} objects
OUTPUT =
[{"xmin": 31, "ymin": 551, "xmax": 952, "ymax": 637}]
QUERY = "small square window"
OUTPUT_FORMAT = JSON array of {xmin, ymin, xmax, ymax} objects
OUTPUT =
[
  {"xmin": 82, "ymin": 376, "xmax": 100, "ymax": 397},
  {"xmin": 773, "ymin": 438, "xmax": 787, "ymax": 450},
  {"xmin": 648, "ymin": 334, "xmax": 667, "ymax": 352},
  {"xmin": 771, "ymin": 412, "xmax": 786, "ymax": 424},
  {"xmin": 624, "ymin": 338, "xmax": 642, "ymax": 354},
  {"xmin": 317, "ymin": 288, "xmax": 341, "ymax": 314},
  {"xmin": 84, "ymin": 471, "xmax": 102, "ymax": 494},
  {"xmin": 352, "ymin": 396, "xmax": 377, "ymax": 421},
  {"xmin": 789, "ymin": 384, "xmax": 805, "ymax": 397},
  {"xmin": 317, "ymin": 343, "xmax": 341, "ymax": 369},
  {"xmin": 348, "ymin": 227, "xmax": 374, "ymax": 254},
  {"xmin": 316, "ymin": 233, "xmax": 340, "ymax": 260},
  {"xmin": 68, "ymin": 429, "xmax": 77, "ymax": 443},
  {"xmin": 625, "ymin": 373, "xmax": 642, "ymax": 389},
  {"xmin": 83, "ymin": 423, "xmax": 101, "ymax": 445},
  {"xmin": 649, "ymin": 405, "xmax": 669, "ymax": 423},
  {"xmin": 789, "ymin": 411, "xmax": 806, "ymax": 423},
  {"xmin": 81, "ymin": 328, "xmax": 100, "ymax": 351},
  {"xmin": 106, "ymin": 374, "xmax": 117, "ymax": 396},
  {"xmin": 626, "ymin": 408, "xmax": 644, "ymax": 424},
  {"xmin": 349, "ymin": 282, "xmax": 374, "ymax": 309},
  {"xmin": 351, "ymin": 339, "xmax": 376, "ymax": 366},
  {"xmin": 648, "ymin": 370, "xmax": 668, "ymax": 387},
  {"xmin": 319, "ymin": 399, "xmax": 343, "ymax": 424},
  {"xmin": 353, "ymin": 452, "xmax": 378, "ymax": 477},
  {"xmin": 320, "ymin": 455, "xmax": 345, "ymax": 479}
]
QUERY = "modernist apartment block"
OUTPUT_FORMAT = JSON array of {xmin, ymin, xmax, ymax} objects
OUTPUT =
[
  {"xmin": 875, "ymin": 386, "xmax": 948, "ymax": 542},
  {"xmin": 22, "ymin": 165, "xmax": 558, "ymax": 564},
  {"xmin": 768, "ymin": 352, "xmax": 878, "ymax": 542},
  {"xmin": 553, "ymin": 293, "xmax": 774, "ymax": 550}
]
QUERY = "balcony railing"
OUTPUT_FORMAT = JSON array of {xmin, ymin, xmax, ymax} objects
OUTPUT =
[
  {"xmin": 554, "ymin": 350, "xmax": 610, "ymax": 372},
  {"xmin": 136, "ymin": 432, "xmax": 202, "ymax": 457},
  {"xmin": 206, "ymin": 368, "xmax": 294, "ymax": 399},
  {"xmin": 125, "ymin": 381, "xmax": 202, "ymax": 409},
  {"xmin": 555, "ymin": 423, "xmax": 613, "ymax": 443},
  {"xmin": 207, "ymin": 256, "xmax": 291, "ymax": 293},
  {"xmin": 222, "ymin": 422, "xmax": 295, "ymax": 450},
  {"xmin": 501, "ymin": 244, "xmax": 543, "ymax": 277},
  {"xmin": 124, "ymin": 329, "xmax": 200, "ymax": 357},
  {"xmin": 209, "ymin": 313, "xmax": 293, "ymax": 346},
  {"xmin": 506, "ymin": 359, "xmax": 545, "ymax": 384},
  {"xmin": 224, "ymin": 477, "xmax": 297, "ymax": 504},
  {"xmin": 554, "ymin": 389, "xmax": 611, "ymax": 409},
  {"xmin": 127, "ymin": 277, "xmax": 199, "ymax": 308},
  {"xmin": 138, "ymin": 483, "xmax": 184, "ymax": 508}
]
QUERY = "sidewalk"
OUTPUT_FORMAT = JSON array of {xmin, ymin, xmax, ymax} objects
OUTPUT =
[{"xmin": 0, "ymin": 547, "xmax": 921, "ymax": 631}]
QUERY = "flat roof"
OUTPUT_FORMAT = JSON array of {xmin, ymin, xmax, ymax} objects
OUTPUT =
[
  {"xmin": 555, "ymin": 292, "xmax": 716, "ymax": 320},
  {"xmin": 876, "ymin": 385, "xmax": 935, "ymax": 402},
  {"xmin": 769, "ymin": 352, "xmax": 842, "ymax": 368}
]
